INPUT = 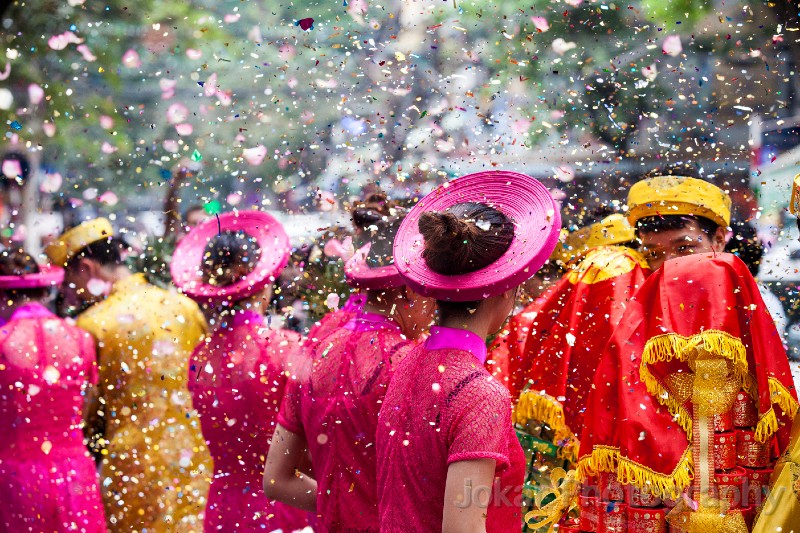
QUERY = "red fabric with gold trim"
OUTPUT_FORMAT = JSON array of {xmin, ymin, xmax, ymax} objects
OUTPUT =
[
  {"xmin": 486, "ymin": 294, "xmax": 550, "ymax": 396},
  {"xmin": 510, "ymin": 246, "xmax": 649, "ymax": 437},
  {"xmin": 579, "ymin": 253, "xmax": 798, "ymax": 499}
]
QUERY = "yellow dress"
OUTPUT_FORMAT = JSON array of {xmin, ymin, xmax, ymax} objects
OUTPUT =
[
  {"xmin": 78, "ymin": 274, "xmax": 212, "ymax": 532},
  {"xmin": 752, "ymin": 413, "xmax": 800, "ymax": 533}
]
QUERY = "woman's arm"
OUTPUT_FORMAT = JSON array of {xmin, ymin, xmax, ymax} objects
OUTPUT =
[
  {"xmin": 263, "ymin": 424, "xmax": 318, "ymax": 512},
  {"xmin": 442, "ymin": 458, "xmax": 497, "ymax": 533}
]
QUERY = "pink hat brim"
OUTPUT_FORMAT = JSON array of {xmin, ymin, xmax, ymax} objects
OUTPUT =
[
  {"xmin": 393, "ymin": 170, "xmax": 561, "ymax": 301},
  {"xmin": 0, "ymin": 265, "xmax": 65, "ymax": 289},
  {"xmin": 171, "ymin": 210, "xmax": 290, "ymax": 303},
  {"xmin": 344, "ymin": 243, "xmax": 404, "ymax": 290}
]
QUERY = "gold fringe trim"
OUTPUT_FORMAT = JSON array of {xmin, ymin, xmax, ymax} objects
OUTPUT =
[
  {"xmin": 514, "ymin": 390, "xmax": 579, "ymax": 463},
  {"xmin": 639, "ymin": 330, "xmax": 759, "ymax": 441},
  {"xmin": 577, "ymin": 446, "xmax": 694, "ymax": 500},
  {"xmin": 640, "ymin": 364, "xmax": 694, "ymax": 440},
  {"xmin": 754, "ymin": 378, "xmax": 800, "ymax": 442}
]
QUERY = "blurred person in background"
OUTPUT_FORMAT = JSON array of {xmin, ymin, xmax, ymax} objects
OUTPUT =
[
  {"xmin": 172, "ymin": 211, "xmax": 310, "ymax": 532},
  {"xmin": 0, "ymin": 249, "xmax": 105, "ymax": 532},
  {"xmin": 45, "ymin": 218, "xmax": 211, "ymax": 532}
]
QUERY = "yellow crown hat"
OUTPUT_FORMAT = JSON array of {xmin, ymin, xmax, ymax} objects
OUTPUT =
[
  {"xmin": 791, "ymin": 174, "xmax": 800, "ymax": 215},
  {"xmin": 585, "ymin": 214, "xmax": 636, "ymax": 249},
  {"xmin": 627, "ymin": 176, "xmax": 731, "ymax": 228},
  {"xmin": 45, "ymin": 218, "xmax": 114, "ymax": 266}
]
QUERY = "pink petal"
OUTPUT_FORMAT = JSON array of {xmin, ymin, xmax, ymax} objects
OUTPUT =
[
  {"xmin": 175, "ymin": 123, "xmax": 193, "ymax": 136},
  {"xmin": 98, "ymin": 191, "xmax": 118, "ymax": 206},
  {"xmin": 215, "ymin": 91, "xmax": 231, "ymax": 106},
  {"xmin": 40, "ymin": 172, "xmax": 63, "ymax": 193},
  {"xmin": 242, "ymin": 145, "xmax": 267, "ymax": 166},
  {"xmin": 224, "ymin": 13, "xmax": 240, "ymax": 23},
  {"xmin": 42, "ymin": 122, "xmax": 56, "ymax": 137},
  {"xmin": 204, "ymin": 73, "xmax": 218, "ymax": 97},
  {"xmin": 226, "ymin": 192, "xmax": 242, "ymax": 206},
  {"xmin": 186, "ymin": 48, "xmax": 203, "ymax": 60},
  {"xmin": 76, "ymin": 44, "xmax": 96, "ymax": 62},
  {"xmin": 162, "ymin": 139, "xmax": 180, "ymax": 153},
  {"xmin": 2, "ymin": 159, "xmax": 23, "ymax": 178},
  {"xmin": 122, "ymin": 49, "xmax": 142, "ymax": 68},
  {"xmin": 662, "ymin": 35, "xmax": 682, "ymax": 56},
  {"xmin": 27, "ymin": 84, "xmax": 44, "ymax": 105},
  {"xmin": 166, "ymin": 103, "xmax": 188, "ymax": 124},
  {"xmin": 101, "ymin": 142, "xmax": 118, "ymax": 154},
  {"xmin": 531, "ymin": 16, "xmax": 549, "ymax": 32},
  {"xmin": 99, "ymin": 115, "xmax": 114, "ymax": 129}
]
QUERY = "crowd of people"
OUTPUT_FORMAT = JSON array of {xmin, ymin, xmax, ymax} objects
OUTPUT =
[{"xmin": 0, "ymin": 168, "xmax": 798, "ymax": 533}]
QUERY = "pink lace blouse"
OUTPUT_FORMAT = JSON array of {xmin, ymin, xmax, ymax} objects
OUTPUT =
[
  {"xmin": 188, "ymin": 310, "xmax": 309, "ymax": 532},
  {"xmin": 376, "ymin": 326, "xmax": 525, "ymax": 532},
  {"xmin": 279, "ymin": 311, "xmax": 415, "ymax": 532}
]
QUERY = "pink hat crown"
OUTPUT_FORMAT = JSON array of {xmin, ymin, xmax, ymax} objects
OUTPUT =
[{"xmin": 393, "ymin": 170, "xmax": 561, "ymax": 301}]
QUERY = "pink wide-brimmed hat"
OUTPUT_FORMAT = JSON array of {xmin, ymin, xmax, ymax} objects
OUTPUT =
[
  {"xmin": 0, "ymin": 264, "xmax": 64, "ymax": 289},
  {"xmin": 393, "ymin": 170, "xmax": 561, "ymax": 301},
  {"xmin": 171, "ymin": 210, "xmax": 290, "ymax": 303},
  {"xmin": 344, "ymin": 242, "xmax": 404, "ymax": 290}
]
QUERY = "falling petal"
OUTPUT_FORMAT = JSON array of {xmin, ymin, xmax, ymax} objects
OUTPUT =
[
  {"xmin": 122, "ymin": 49, "xmax": 142, "ymax": 68},
  {"xmin": 27, "ymin": 83, "xmax": 44, "ymax": 105},
  {"xmin": 662, "ymin": 35, "xmax": 682, "ymax": 56},
  {"xmin": 242, "ymin": 145, "xmax": 267, "ymax": 166},
  {"xmin": 175, "ymin": 123, "xmax": 194, "ymax": 136},
  {"xmin": 76, "ymin": 44, "xmax": 96, "ymax": 62},
  {"xmin": 166, "ymin": 103, "xmax": 189, "ymax": 124}
]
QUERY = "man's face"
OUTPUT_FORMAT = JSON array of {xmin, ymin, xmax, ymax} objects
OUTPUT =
[{"xmin": 640, "ymin": 220, "xmax": 725, "ymax": 270}]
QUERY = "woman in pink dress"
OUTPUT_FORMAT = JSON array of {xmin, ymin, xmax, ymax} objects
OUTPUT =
[
  {"xmin": 0, "ymin": 248, "xmax": 106, "ymax": 532},
  {"xmin": 377, "ymin": 171, "xmax": 562, "ymax": 532},
  {"xmin": 263, "ymin": 205, "xmax": 434, "ymax": 532},
  {"xmin": 171, "ymin": 211, "xmax": 309, "ymax": 532}
]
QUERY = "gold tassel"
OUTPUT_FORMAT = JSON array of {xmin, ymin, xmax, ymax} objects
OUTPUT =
[
  {"xmin": 640, "ymin": 364, "xmax": 693, "ymax": 439},
  {"xmin": 514, "ymin": 390, "xmax": 579, "ymax": 459},
  {"xmin": 577, "ymin": 446, "xmax": 693, "ymax": 500}
]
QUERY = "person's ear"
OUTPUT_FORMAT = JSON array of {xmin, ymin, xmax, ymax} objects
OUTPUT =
[
  {"xmin": 77, "ymin": 257, "xmax": 98, "ymax": 279},
  {"xmin": 713, "ymin": 226, "xmax": 728, "ymax": 251}
]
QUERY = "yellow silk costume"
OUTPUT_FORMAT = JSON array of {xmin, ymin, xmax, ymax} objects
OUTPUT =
[
  {"xmin": 751, "ymin": 413, "xmax": 800, "ymax": 532},
  {"xmin": 78, "ymin": 274, "xmax": 211, "ymax": 532}
]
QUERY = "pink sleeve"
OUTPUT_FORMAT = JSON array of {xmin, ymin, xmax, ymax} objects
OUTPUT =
[
  {"xmin": 277, "ymin": 377, "xmax": 305, "ymax": 436},
  {"xmin": 445, "ymin": 375, "xmax": 513, "ymax": 471}
]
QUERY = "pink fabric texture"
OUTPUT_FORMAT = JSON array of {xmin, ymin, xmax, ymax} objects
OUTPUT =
[
  {"xmin": 0, "ymin": 302, "xmax": 106, "ymax": 532},
  {"xmin": 188, "ymin": 310, "xmax": 309, "ymax": 532},
  {"xmin": 279, "ymin": 312, "xmax": 415, "ymax": 532},
  {"xmin": 377, "ymin": 329, "xmax": 525, "ymax": 533}
]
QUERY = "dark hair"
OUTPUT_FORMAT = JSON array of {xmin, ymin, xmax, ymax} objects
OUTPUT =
[
  {"xmin": 418, "ymin": 202, "xmax": 514, "ymax": 319},
  {"xmin": 67, "ymin": 237, "xmax": 127, "ymax": 269},
  {"xmin": 0, "ymin": 248, "xmax": 48, "ymax": 301},
  {"xmin": 636, "ymin": 214, "xmax": 720, "ymax": 238},
  {"xmin": 418, "ymin": 202, "xmax": 514, "ymax": 276},
  {"xmin": 201, "ymin": 231, "xmax": 262, "ymax": 287},
  {"xmin": 351, "ymin": 193, "xmax": 396, "ymax": 233},
  {"xmin": 724, "ymin": 220, "xmax": 763, "ymax": 277}
]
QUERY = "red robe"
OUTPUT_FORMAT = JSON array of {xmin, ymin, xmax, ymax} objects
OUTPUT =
[{"xmin": 579, "ymin": 253, "xmax": 798, "ymax": 498}]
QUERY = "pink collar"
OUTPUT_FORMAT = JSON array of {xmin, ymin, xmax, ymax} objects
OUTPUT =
[
  {"xmin": 344, "ymin": 312, "xmax": 401, "ymax": 333},
  {"xmin": 228, "ymin": 309, "xmax": 266, "ymax": 328},
  {"xmin": 10, "ymin": 302, "xmax": 55, "ymax": 321},
  {"xmin": 425, "ymin": 326, "xmax": 487, "ymax": 364}
]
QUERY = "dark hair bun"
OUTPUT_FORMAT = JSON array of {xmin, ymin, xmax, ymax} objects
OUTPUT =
[
  {"xmin": 418, "ymin": 212, "xmax": 476, "ymax": 250},
  {"xmin": 418, "ymin": 202, "xmax": 514, "ymax": 276}
]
